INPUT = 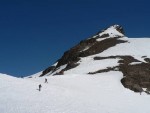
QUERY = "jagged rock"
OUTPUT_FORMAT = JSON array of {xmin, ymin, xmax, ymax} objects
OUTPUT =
[
  {"xmin": 79, "ymin": 38, "xmax": 127, "ymax": 57},
  {"xmin": 119, "ymin": 63, "xmax": 150, "ymax": 93},
  {"xmin": 100, "ymin": 33, "xmax": 109, "ymax": 38},
  {"xmin": 40, "ymin": 66, "xmax": 55, "ymax": 77},
  {"xmin": 56, "ymin": 38, "xmax": 97, "ymax": 68},
  {"xmin": 115, "ymin": 25, "xmax": 124, "ymax": 34},
  {"xmin": 56, "ymin": 38, "xmax": 127, "ymax": 68},
  {"xmin": 63, "ymin": 61, "xmax": 79, "ymax": 71},
  {"xmin": 41, "ymin": 25, "xmax": 126, "ymax": 76}
]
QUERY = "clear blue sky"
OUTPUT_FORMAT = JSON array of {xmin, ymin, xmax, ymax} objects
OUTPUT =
[{"xmin": 0, "ymin": 0, "xmax": 150, "ymax": 77}]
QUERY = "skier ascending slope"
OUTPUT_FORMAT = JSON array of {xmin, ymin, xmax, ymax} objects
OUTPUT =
[
  {"xmin": 39, "ymin": 84, "xmax": 42, "ymax": 91},
  {"xmin": 45, "ymin": 78, "xmax": 48, "ymax": 83}
]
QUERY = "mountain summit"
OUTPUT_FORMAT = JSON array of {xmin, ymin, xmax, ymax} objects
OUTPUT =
[
  {"xmin": 35, "ymin": 25, "xmax": 150, "ymax": 94},
  {"xmin": 96, "ymin": 24, "xmax": 124, "ymax": 37}
]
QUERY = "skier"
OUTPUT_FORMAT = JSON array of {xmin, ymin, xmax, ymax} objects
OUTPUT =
[
  {"xmin": 39, "ymin": 84, "xmax": 42, "ymax": 91},
  {"xmin": 45, "ymin": 78, "xmax": 48, "ymax": 83}
]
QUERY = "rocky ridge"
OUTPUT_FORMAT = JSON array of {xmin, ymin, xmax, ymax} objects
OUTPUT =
[{"xmin": 39, "ymin": 25, "xmax": 150, "ymax": 94}]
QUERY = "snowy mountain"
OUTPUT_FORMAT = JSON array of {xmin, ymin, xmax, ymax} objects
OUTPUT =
[
  {"xmin": 1, "ymin": 25, "xmax": 150, "ymax": 113},
  {"xmin": 38, "ymin": 25, "xmax": 150, "ymax": 93}
]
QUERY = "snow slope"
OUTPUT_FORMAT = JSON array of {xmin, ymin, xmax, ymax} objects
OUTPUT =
[
  {"xmin": 1, "ymin": 72, "xmax": 150, "ymax": 113},
  {"xmin": 99, "ymin": 38, "xmax": 150, "ymax": 61}
]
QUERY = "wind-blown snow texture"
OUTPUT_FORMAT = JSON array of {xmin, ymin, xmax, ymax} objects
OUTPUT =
[{"xmin": 1, "ymin": 25, "xmax": 150, "ymax": 113}]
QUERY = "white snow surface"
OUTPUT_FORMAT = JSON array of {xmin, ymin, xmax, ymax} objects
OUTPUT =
[
  {"xmin": 65, "ymin": 57, "xmax": 119, "ymax": 74},
  {"xmin": 1, "ymin": 72, "xmax": 150, "ymax": 113},
  {"xmin": 98, "ymin": 25, "xmax": 124, "ymax": 37},
  {"xmin": 99, "ymin": 38, "xmax": 150, "ymax": 62}
]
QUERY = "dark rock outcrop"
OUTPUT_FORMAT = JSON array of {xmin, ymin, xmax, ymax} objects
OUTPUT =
[
  {"xmin": 40, "ymin": 66, "xmax": 55, "ymax": 77},
  {"xmin": 79, "ymin": 38, "xmax": 127, "ymax": 57},
  {"xmin": 90, "ymin": 55, "xmax": 150, "ymax": 93},
  {"xmin": 56, "ymin": 38, "xmax": 97, "ymax": 68},
  {"xmin": 63, "ymin": 61, "xmax": 79, "ymax": 71},
  {"xmin": 120, "ymin": 63, "xmax": 150, "ymax": 93},
  {"xmin": 115, "ymin": 25, "xmax": 124, "ymax": 34},
  {"xmin": 88, "ymin": 67, "xmax": 118, "ymax": 74},
  {"xmin": 100, "ymin": 33, "xmax": 109, "ymax": 38}
]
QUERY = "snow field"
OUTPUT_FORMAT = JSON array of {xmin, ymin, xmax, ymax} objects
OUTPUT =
[{"xmin": 1, "ymin": 72, "xmax": 150, "ymax": 113}]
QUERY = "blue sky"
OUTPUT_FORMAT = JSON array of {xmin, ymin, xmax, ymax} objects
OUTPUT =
[{"xmin": 0, "ymin": 0, "xmax": 150, "ymax": 77}]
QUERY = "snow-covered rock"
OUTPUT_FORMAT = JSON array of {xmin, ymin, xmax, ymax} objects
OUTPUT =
[{"xmin": 36, "ymin": 25, "xmax": 150, "ymax": 94}]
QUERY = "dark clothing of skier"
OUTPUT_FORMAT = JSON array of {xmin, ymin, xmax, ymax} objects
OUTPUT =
[
  {"xmin": 39, "ymin": 84, "xmax": 42, "ymax": 91},
  {"xmin": 45, "ymin": 78, "xmax": 48, "ymax": 83}
]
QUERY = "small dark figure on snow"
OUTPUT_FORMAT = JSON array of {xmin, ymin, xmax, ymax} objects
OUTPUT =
[
  {"xmin": 45, "ymin": 78, "xmax": 48, "ymax": 83},
  {"xmin": 39, "ymin": 84, "xmax": 42, "ymax": 91}
]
